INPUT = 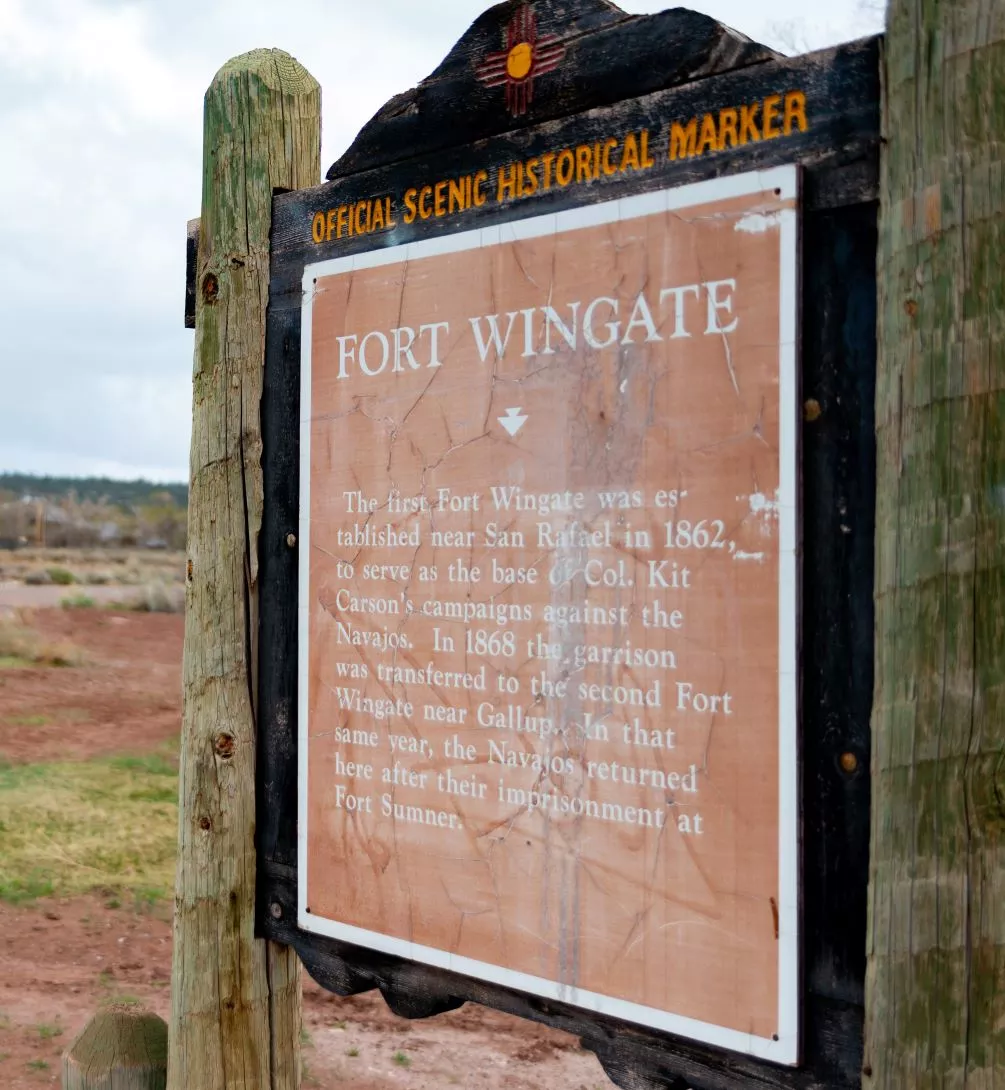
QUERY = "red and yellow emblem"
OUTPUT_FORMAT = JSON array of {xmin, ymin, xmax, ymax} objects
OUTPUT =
[{"xmin": 475, "ymin": 3, "xmax": 566, "ymax": 117}]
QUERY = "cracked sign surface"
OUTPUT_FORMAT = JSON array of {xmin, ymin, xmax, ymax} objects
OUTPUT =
[{"xmin": 298, "ymin": 167, "xmax": 799, "ymax": 1062}]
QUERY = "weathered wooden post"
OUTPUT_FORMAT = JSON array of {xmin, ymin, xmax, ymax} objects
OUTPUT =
[
  {"xmin": 62, "ymin": 1008, "xmax": 167, "ymax": 1090},
  {"xmin": 169, "ymin": 48, "xmax": 320, "ymax": 1090},
  {"xmin": 866, "ymin": 1, "xmax": 1005, "ymax": 1086}
]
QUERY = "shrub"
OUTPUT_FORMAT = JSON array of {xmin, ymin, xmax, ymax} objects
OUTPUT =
[
  {"xmin": 0, "ymin": 618, "xmax": 86, "ymax": 667},
  {"xmin": 123, "ymin": 583, "xmax": 184, "ymax": 614},
  {"xmin": 61, "ymin": 594, "xmax": 95, "ymax": 610},
  {"xmin": 46, "ymin": 567, "xmax": 75, "ymax": 585}
]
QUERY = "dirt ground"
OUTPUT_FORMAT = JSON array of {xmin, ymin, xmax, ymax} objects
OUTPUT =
[{"xmin": 0, "ymin": 605, "xmax": 612, "ymax": 1090}]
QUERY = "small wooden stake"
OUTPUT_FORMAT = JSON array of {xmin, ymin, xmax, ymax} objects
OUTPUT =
[
  {"xmin": 62, "ymin": 1008, "xmax": 167, "ymax": 1090},
  {"xmin": 168, "ymin": 48, "xmax": 321, "ymax": 1090}
]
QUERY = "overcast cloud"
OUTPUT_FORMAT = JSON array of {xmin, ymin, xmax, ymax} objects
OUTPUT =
[{"xmin": 0, "ymin": 0, "xmax": 882, "ymax": 483}]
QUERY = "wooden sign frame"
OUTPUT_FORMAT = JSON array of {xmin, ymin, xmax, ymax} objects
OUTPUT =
[{"xmin": 254, "ymin": 5, "xmax": 879, "ymax": 1088}]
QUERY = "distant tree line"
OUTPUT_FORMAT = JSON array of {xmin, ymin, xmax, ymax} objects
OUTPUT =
[
  {"xmin": 0, "ymin": 473, "xmax": 187, "ymax": 510},
  {"xmin": 0, "ymin": 473, "xmax": 188, "ymax": 550}
]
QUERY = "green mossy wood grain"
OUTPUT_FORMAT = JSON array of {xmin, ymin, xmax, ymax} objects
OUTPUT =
[
  {"xmin": 867, "ymin": 2, "xmax": 1005, "ymax": 1087},
  {"xmin": 63, "ymin": 1009, "xmax": 168, "ymax": 1090},
  {"xmin": 168, "ymin": 49, "xmax": 320, "ymax": 1090}
]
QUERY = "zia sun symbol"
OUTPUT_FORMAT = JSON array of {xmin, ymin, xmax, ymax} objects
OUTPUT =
[{"xmin": 475, "ymin": 3, "xmax": 567, "ymax": 117}]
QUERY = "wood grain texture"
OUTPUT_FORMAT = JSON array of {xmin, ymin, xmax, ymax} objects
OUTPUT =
[
  {"xmin": 168, "ymin": 48, "xmax": 320, "ymax": 1090},
  {"xmin": 270, "ymin": 35, "xmax": 879, "ymax": 294},
  {"xmin": 256, "ymin": 8, "xmax": 882, "ymax": 1088},
  {"xmin": 62, "ymin": 1009, "xmax": 167, "ymax": 1090},
  {"xmin": 328, "ymin": 1, "xmax": 776, "ymax": 179},
  {"xmin": 866, "ymin": 2, "xmax": 1005, "ymax": 1087}
]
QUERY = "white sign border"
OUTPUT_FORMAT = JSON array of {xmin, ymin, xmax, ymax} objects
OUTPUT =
[{"xmin": 297, "ymin": 165, "xmax": 801, "ymax": 1066}]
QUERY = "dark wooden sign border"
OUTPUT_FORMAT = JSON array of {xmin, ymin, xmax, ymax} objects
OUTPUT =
[{"xmin": 254, "ymin": 8, "xmax": 879, "ymax": 1088}]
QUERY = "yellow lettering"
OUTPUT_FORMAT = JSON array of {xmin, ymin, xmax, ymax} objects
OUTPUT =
[
  {"xmin": 473, "ymin": 170, "xmax": 488, "ymax": 206},
  {"xmin": 739, "ymin": 102, "xmax": 761, "ymax": 144},
  {"xmin": 336, "ymin": 206, "xmax": 348, "ymax": 239},
  {"xmin": 403, "ymin": 188, "xmax": 418, "ymax": 225},
  {"xmin": 693, "ymin": 114, "xmax": 715, "ymax": 155},
  {"xmin": 575, "ymin": 143, "xmax": 593, "ymax": 182},
  {"xmin": 601, "ymin": 137, "xmax": 618, "ymax": 175},
  {"xmin": 433, "ymin": 180, "xmax": 446, "ymax": 217},
  {"xmin": 418, "ymin": 185, "xmax": 433, "ymax": 219},
  {"xmin": 620, "ymin": 132, "xmax": 640, "ymax": 171},
  {"xmin": 556, "ymin": 149, "xmax": 575, "ymax": 186},
  {"xmin": 371, "ymin": 199, "xmax": 385, "ymax": 231},
  {"xmin": 540, "ymin": 151, "xmax": 556, "ymax": 189},
  {"xmin": 763, "ymin": 94, "xmax": 782, "ymax": 139},
  {"xmin": 640, "ymin": 128, "xmax": 655, "ymax": 168},
  {"xmin": 325, "ymin": 209, "xmax": 337, "ymax": 242},
  {"xmin": 593, "ymin": 140, "xmax": 602, "ymax": 177},
  {"xmin": 523, "ymin": 158, "xmax": 540, "ymax": 196},
  {"xmin": 719, "ymin": 108, "xmax": 739, "ymax": 149},
  {"xmin": 697, "ymin": 113, "xmax": 718, "ymax": 154},
  {"xmin": 497, "ymin": 162, "xmax": 520, "ymax": 202},
  {"xmin": 784, "ymin": 90, "xmax": 808, "ymax": 135},
  {"xmin": 311, "ymin": 212, "xmax": 325, "ymax": 244},
  {"xmin": 448, "ymin": 177, "xmax": 465, "ymax": 215},
  {"xmin": 669, "ymin": 119, "xmax": 697, "ymax": 160}
]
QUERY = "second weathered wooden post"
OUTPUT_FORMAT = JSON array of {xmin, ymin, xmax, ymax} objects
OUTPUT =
[
  {"xmin": 63, "ymin": 1008, "xmax": 167, "ymax": 1090},
  {"xmin": 168, "ymin": 49, "xmax": 320, "ymax": 1090},
  {"xmin": 866, "ymin": 0, "xmax": 1005, "ymax": 1086}
]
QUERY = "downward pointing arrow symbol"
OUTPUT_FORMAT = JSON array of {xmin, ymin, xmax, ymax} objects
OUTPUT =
[{"xmin": 498, "ymin": 407, "xmax": 528, "ymax": 438}]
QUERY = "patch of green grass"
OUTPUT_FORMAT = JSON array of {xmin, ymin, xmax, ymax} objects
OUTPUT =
[
  {"xmin": 0, "ymin": 753, "xmax": 177, "ymax": 904},
  {"xmin": 26, "ymin": 1058, "xmax": 49, "ymax": 1071},
  {"xmin": 61, "ymin": 593, "xmax": 95, "ymax": 609},
  {"xmin": 132, "ymin": 887, "xmax": 165, "ymax": 913},
  {"xmin": 346, "ymin": 1047, "xmax": 360, "ymax": 1058},
  {"xmin": 36, "ymin": 1023, "xmax": 62, "ymax": 1040},
  {"xmin": 108, "ymin": 752, "xmax": 177, "ymax": 777},
  {"xmin": 392, "ymin": 1050, "xmax": 411, "ymax": 1069},
  {"xmin": 6, "ymin": 714, "xmax": 49, "ymax": 728},
  {"xmin": 46, "ymin": 567, "xmax": 75, "ymax": 586},
  {"xmin": 0, "ymin": 874, "xmax": 55, "ymax": 904},
  {"xmin": 300, "ymin": 1027, "xmax": 314, "ymax": 1047}
]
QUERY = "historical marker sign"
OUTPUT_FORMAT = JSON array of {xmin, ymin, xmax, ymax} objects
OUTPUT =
[
  {"xmin": 298, "ymin": 168, "xmax": 799, "ymax": 1061},
  {"xmin": 255, "ymin": 4, "xmax": 880, "ymax": 1087}
]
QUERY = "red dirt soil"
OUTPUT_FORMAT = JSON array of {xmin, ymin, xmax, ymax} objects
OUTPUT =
[
  {"xmin": 0, "ymin": 609, "xmax": 612, "ymax": 1090},
  {"xmin": 0, "ymin": 608, "xmax": 183, "ymax": 764}
]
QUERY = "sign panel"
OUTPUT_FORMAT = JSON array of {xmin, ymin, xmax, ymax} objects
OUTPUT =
[{"xmin": 298, "ymin": 167, "xmax": 799, "ymax": 1062}]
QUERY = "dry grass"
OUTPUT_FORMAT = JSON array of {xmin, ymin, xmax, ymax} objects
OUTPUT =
[
  {"xmin": 0, "ymin": 748, "xmax": 178, "ymax": 903},
  {"xmin": 0, "ymin": 616, "xmax": 86, "ymax": 668},
  {"xmin": 119, "ymin": 583, "xmax": 185, "ymax": 614},
  {"xmin": 0, "ymin": 548, "xmax": 185, "ymax": 589}
]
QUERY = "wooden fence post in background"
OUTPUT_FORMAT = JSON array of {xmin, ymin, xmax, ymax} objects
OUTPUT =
[
  {"xmin": 63, "ymin": 1007, "xmax": 167, "ymax": 1090},
  {"xmin": 867, "ymin": 1, "xmax": 1005, "ymax": 1086},
  {"xmin": 168, "ymin": 49, "xmax": 320, "ymax": 1090}
]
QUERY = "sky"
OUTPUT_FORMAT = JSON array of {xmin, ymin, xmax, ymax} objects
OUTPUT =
[{"xmin": 0, "ymin": 0, "xmax": 883, "ymax": 484}]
